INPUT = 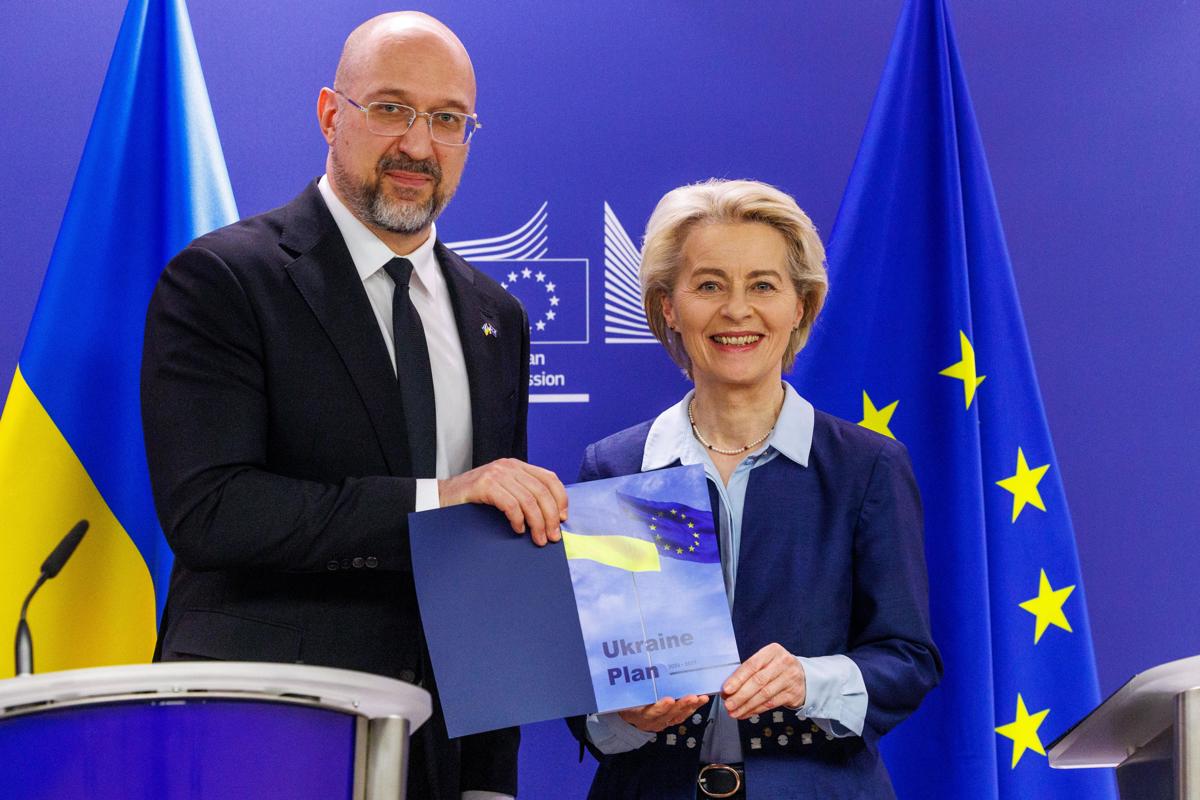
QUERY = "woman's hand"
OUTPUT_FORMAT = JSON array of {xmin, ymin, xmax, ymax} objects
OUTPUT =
[
  {"xmin": 617, "ymin": 694, "xmax": 710, "ymax": 732},
  {"xmin": 722, "ymin": 643, "xmax": 806, "ymax": 719}
]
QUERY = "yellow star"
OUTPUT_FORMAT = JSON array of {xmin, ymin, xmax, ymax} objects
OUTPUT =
[
  {"xmin": 675, "ymin": 547, "xmax": 683, "ymax": 554},
  {"xmin": 688, "ymin": 545, "xmax": 695, "ymax": 552},
  {"xmin": 996, "ymin": 448, "xmax": 1050, "ymax": 522},
  {"xmin": 687, "ymin": 522, "xmax": 695, "ymax": 529},
  {"xmin": 670, "ymin": 509, "xmax": 678, "ymax": 516},
  {"xmin": 939, "ymin": 330, "xmax": 986, "ymax": 408},
  {"xmin": 649, "ymin": 524, "xmax": 657, "ymax": 531},
  {"xmin": 661, "ymin": 544, "xmax": 671, "ymax": 552},
  {"xmin": 995, "ymin": 694, "xmax": 1049, "ymax": 768},
  {"xmin": 858, "ymin": 390, "xmax": 898, "ymax": 439},
  {"xmin": 1019, "ymin": 569, "xmax": 1075, "ymax": 644}
]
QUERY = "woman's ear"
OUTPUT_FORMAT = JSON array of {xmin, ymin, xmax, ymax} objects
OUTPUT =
[{"xmin": 661, "ymin": 293, "xmax": 677, "ymax": 331}]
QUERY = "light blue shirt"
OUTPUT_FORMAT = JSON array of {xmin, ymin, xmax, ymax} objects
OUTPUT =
[{"xmin": 586, "ymin": 383, "xmax": 868, "ymax": 761}]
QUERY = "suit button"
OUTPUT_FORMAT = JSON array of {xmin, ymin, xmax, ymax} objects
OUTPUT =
[
  {"xmin": 399, "ymin": 669, "xmax": 416, "ymax": 683},
  {"xmin": 326, "ymin": 560, "xmax": 339, "ymax": 571},
  {"xmin": 340, "ymin": 559, "xmax": 351, "ymax": 569},
  {"xmin": 352, "ymin": 557, "xmax": 364, "ymax": 568},
  {"xmin": 365, "ymin": 557, "xmax": 378, "ymax": 568}
]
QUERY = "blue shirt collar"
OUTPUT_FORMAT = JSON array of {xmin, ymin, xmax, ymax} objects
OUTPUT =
[{"xmin": 641, "ymin": 382, "xmax": 815, "ymax": 471}]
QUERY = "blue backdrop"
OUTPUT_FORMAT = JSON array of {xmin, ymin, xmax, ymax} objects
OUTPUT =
[{"xmin": 2, "ymin": 1, "xmax": 1198, "ymax": 797}]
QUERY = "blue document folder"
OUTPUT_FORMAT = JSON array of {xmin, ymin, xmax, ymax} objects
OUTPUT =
[{"xmin": 409, "ymin": 465, "xmax": 740, "ymax": 738}]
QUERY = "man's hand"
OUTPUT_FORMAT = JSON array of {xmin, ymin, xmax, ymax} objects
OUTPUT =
[
  {"xmin": 617, "ymin": 694, "xmax": 710, "ymax": 733},
  {"xmin": 722, "ymin": 643, "xmax": 806, "ymax": 719},
  {"xmin": 438, "ymin": 459, "xmax": 568, "ymax": 546}
]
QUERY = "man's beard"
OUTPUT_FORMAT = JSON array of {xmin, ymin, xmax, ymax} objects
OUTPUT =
[{"xmin": 331, "ymin": 150, "xmax": 453, "ymax": 235}]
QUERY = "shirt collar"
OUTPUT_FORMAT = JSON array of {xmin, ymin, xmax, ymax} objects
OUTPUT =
[
  {"xmin": 641, "ymin": 382, "xmax": 815, "ymax": 471},
  {"xmin": 317, "ymin": 174, "xmax": 440, "ymax": 292}
]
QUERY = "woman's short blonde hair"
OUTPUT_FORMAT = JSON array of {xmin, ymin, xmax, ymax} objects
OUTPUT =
[{"xmin": 640, "ymin": 178, "xmax": 829, "ymax": 376}]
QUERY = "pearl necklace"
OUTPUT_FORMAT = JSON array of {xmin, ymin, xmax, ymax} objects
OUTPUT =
[{"xmin": 688, "ymin": 398, "xmax": 774, "ymax": 456}]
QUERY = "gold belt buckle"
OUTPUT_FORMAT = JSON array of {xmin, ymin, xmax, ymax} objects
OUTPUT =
[{"xmin": 697, "ymin": 763, "xmax": 742, "ymax": 799}]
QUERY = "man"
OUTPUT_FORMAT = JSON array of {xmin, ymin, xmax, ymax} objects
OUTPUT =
[{"xmin": 141, "ymin": 12, "xmax": 565, "ymax": 800}]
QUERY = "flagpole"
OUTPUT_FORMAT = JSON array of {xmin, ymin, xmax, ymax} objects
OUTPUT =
[{"xmin": 629, "ymin": 572, "xmax": 658, "ymax": 697}]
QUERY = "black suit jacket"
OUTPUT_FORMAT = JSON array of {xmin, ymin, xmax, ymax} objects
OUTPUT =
[{"xmin": 141, "ymin": 181, "xmax": 530, "ymax": 798}]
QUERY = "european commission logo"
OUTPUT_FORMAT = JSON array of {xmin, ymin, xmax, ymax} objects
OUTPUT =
[
  {"xmin": 601, "ymin": 202, "xmax": 656, "ymax": 345},
  {"xmin": 447, "ymin": 203, "xmax": 589, "ymax": 345},
  {"xmin": 446, "ymin": 202, "xmax": 656, "ymax": 405}
]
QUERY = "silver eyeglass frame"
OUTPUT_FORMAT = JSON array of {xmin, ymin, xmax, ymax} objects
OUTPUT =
[{"xmin": 333, "ymin": 89, "xmax": 481, "ymax": 145}]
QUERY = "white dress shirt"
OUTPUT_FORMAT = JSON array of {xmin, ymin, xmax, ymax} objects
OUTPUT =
[
  {"xmin": 317, "ymin": 176, "xmax": 471, "ymax": 508},
  {"xmin": 317, "ymin": 179, "xmax": 507, "ymax": 800}
]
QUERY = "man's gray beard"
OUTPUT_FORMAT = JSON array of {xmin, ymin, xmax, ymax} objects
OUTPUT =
[
  {"xmin": 330, "ymin": 152, "xmax": 452, "ymax": 235},
  {"xmin": 366, "ymin": 189, "xmax": 444, "ymax": 234}
]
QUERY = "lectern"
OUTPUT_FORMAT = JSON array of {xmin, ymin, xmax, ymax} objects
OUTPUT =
[
  {"xmin": 0, "ymin": 662, "xmax": 431, "ymax": 799},
  {"xmin": 1050, "ymin": 655, "xmax": 1200, "ymax": 799}
]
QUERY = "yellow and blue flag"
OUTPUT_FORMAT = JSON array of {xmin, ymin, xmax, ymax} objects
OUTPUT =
[
  {"xmin": 561, "ymin": 530, "xmax": 661, "ymax": 573},
  {"xmin": 792, "ymin": 0, "xmax": 1116, "ymax": 796},
  {"xmin": 0, "ymin": 0, "xmax": 236, "ymax": 675}
]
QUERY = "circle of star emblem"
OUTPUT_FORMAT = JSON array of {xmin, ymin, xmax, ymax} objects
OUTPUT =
[{"xmin": 498, "ymin": 266, "xmax": 560, "ymax": 334}]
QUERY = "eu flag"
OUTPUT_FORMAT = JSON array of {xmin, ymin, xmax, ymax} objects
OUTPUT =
[
  {"xmin": 0, "ymin": 0, "xmax": 236, "ymax": 674},
  {"xmin": 616, "ymin": 494, "xmax": 720, "ymax": 564},
  {"xmin": 791, "ymin": 0, "xmax": 1116, "ymax": 796},
  {"xmin": 475, "ymin": 259, "xmax": 590, "ymax": 344}
]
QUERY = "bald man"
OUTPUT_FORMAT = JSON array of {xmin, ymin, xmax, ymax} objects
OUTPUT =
[{"xmin": 142, "ymin": 13, "xmax": 564, "ymax": 799}]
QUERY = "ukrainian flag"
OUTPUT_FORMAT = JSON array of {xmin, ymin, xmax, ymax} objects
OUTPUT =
[
  {"xmin": 562, "ymin": 530, "xmax": 662, "ymax": 573},
  {"xmin": 0, "ymin": 0, "xmax": 236, "ymax": 675}
]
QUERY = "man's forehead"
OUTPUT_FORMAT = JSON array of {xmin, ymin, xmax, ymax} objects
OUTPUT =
[{"xmin": 337, "ymin": 15, "xmax": 475, "ymax": 97}]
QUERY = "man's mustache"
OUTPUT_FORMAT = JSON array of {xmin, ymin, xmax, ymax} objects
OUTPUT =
[{"xmin": 378, "ymin": 154, "xmax": 442, "ymax": 182}]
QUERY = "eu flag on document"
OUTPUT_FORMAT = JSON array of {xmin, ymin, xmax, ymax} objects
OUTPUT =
[
  {"xmin": 0, "ymin": 0, "xmax": 236, "ymax": 675},
  {"xmin": 409, "ymin": 465, "xmax": 739, "ymax": 737},
  {"xmin": 791, "ymin": 1, "xmax": 1115, "ymax": 797}
]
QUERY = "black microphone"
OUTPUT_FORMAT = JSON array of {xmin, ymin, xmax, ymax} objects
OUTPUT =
[{"xmin": 14, "ymin": 520, "xmax": 89, "ymax": 677}]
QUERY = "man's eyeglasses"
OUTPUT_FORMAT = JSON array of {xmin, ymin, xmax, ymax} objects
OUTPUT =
[{"xmin": 335, "ymin": 90, "xmax": 481, "ymax": 146}]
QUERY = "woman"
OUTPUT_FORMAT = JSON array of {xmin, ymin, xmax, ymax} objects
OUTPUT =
[{"xmin": 569, "ymin": 179, "xmax": 941, "ymax": 799}]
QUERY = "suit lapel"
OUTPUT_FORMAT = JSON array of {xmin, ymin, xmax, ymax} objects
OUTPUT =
[
  {"xmin": 437, "ymin": 243, "xmax": 507, "ymax": 467},
  {"xmin": 280, "ymin": 183, "xmax": 411, "ymax": 475}
]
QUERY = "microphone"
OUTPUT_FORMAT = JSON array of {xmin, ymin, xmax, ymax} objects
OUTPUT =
[{"xmin": 14, "ymin": 520, "xmax": 89, "ymax": 676}]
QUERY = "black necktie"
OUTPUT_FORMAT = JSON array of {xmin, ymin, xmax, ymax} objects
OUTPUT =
[{"xmin": 382, "ymin": 257, "xmax": 437, "ymax": 477}]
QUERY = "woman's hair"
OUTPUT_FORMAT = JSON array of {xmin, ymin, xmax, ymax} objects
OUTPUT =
[{"xmin": 640, "ymin": 178, "xmax": 829, "ymax": 376}]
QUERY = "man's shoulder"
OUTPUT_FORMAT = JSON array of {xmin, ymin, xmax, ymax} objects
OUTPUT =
[
  {"xmin": 436, "ymin": 242, "xmax": 525, "ymax": 317},
  {"xmin": 181, "ymin": 181, "xmax": 326, "ymax": 268}
]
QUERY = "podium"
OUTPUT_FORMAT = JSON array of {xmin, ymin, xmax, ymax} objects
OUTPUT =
[
  {"xmin": 1049, "ymin": 655, "xmax": 1200, "ymax": 799},
  {"xmin": 0, "ymin": 662, "xmax": 431, "ymax": 800}
]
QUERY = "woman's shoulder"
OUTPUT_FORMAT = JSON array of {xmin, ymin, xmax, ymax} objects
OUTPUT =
[
  {"xmin": 810, "ymin": 406, "xmax": 912, "ymax": 469},
  {"xmin": 578, "ymin": 418, "xmax": 657, "ymax": 482}
]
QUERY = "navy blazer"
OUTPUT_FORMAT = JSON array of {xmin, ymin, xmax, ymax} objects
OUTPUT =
[
  {"xmin": 141, "ymin": 182, "xmax": 529, "ymax": 799},
  {"xmin": 569, "ymin": 408, "xmax": 942, "ymax": 799}
]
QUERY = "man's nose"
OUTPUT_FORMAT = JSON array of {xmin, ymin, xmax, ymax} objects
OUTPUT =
[{"xmin": 395, "ymin": 117, "xmax": 436, "ymax": 160}]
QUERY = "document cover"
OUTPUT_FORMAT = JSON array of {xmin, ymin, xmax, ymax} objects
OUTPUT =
[{"xmin": 409, "ymin": 465, "xmax": 740, "ymax": 737}]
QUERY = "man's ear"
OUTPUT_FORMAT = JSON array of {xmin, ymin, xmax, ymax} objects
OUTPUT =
[{"xmin": 317, "ymin": 87, "xmax": 339, "ymax": 146}]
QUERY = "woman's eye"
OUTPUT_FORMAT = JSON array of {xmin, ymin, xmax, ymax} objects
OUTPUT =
[
  {"xmin": 697, "ymin": 281, "xmax": 721, "ymax": 292},
  {"xmin": 753, "ymin": 281, "xmax": 777, "ymax": 292}
]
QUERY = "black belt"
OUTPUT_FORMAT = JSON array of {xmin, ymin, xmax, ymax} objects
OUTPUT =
[{"xmin": 697, "ymin": 762, "xmax": 744, "ymax": 799}]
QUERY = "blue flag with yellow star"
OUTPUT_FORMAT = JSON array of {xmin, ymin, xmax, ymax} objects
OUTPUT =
[
  {"xmin": 616, "ymin": 493, "xmax": 720, "ymax": 564},
  {"xmin": 791, "ymin": 0, "xmax": 1116, "ymax": 797}
]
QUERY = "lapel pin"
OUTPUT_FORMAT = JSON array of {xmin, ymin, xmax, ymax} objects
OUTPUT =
[{"xmin": 481, "ymin": 322, "xmax": 497, "ymax": 337}]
